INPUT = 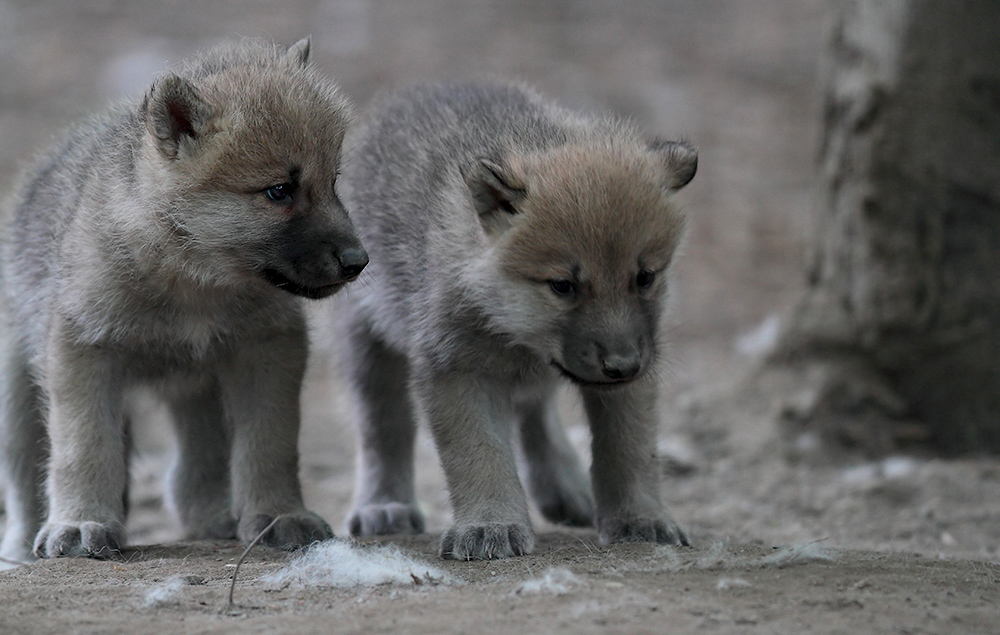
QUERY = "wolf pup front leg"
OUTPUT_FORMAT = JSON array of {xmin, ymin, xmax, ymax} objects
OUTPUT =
[
  {"xmin": 339, "ymin": 80, "xmax": 696, "ymax": 559},
  {"xmin": 32, "ymin": 322, "xmax": 130, "ymax": 557},
  {"xmin": 0, "ymin": 39, "xmax": 363, "ymax": 561},
  {"xmin": 585, "ymin": 381, "xmax": 687, "ymax": 545},
  {"xmin": 418, "ymin": 369, "xmax": 535, "ymax": 560},
  {"xmin": 222, "ymin": 326, "xmax": 332, "ymax": 546}
]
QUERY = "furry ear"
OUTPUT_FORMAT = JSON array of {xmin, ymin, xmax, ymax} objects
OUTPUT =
[
  {"xmin": 144, "ymin": 74, "xmax": 214, "ymax": 159},
  {"xmin": 648, "ymin": 138, "xmax": 698, "ymax": 191},
  {"xmin": 285, "ymin": 37, "xmax": 311, "ymax": 67},
  {"xmin": 463, "ymin": 158, "xmax": 527, "ymax": 235}
]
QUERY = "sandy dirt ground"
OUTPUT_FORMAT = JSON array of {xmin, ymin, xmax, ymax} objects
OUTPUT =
[{"xmin": 1, "ymin": 1, "xmax": 999, "ymax": 633}]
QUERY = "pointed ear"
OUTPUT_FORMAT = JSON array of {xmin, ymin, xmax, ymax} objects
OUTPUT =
[
  {"xmin": 285, "ymin": 37, "xmax": 311, "ymax": 67},
  {"xmin": 462, "ymin": 158, "xmax": 527, "ymax": 236},
  {"xmin": 648, "ymin": 138, "xmax": 698, "ymax": 191},
  {"xmin": 144, "ymin": 74, "xmax": 214, "ymax": 159}
]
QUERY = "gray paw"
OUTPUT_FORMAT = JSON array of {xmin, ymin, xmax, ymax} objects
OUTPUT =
[
  {"xmin": 238, "ymin": 510, "xmax": 333, "ymax": 549},
  {"xmin": 598, "ymin": 516, "xmax": 689, "ymax": 546},
  {"xmin": 523, "ymin": 439, "xmax": 595, "ymax": 527},
  {"xmin": 186, "ymin": 514, "xmax": 237, "ymax": 540},
  {"xmin": 348, "ymin": 502, "xmax": 425, "ymax": 536},
  {"xmin": 535, "ymin": 487, "xmax": 594, "ymax": 528},
  {"xmin": 440, "ymin": 522, "xmax": 534, "ymax": 560},
  {"xmin": 171, "ymin": 496, "xmax": 238, "ymax": 540},
  {"xmin": 33, "ymin": 521, "xmax": 125, "ymax": 559}
]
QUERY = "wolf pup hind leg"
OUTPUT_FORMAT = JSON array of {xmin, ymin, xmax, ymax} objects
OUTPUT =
[
  {"xmin": 0, "ymin": 38, "xmax": 365, "ymax": 563},
  {"xmin": 339, "ymin": 80, "xmax": 696, "ymax": 560}
]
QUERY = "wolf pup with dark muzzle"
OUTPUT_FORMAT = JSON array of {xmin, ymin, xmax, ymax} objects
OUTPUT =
[
  {"xmin": 0, "ymin": 39, "xmax": 366, "ymax": 564},
  {"xmin": 338, "ymin": 80, "xmax": 696, "ymax": 560}
]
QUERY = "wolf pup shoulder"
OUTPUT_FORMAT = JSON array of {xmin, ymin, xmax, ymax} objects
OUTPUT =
[
  {"xmin": 338, "ymin": 80, "xmax": 696, "ymax": 560},
  {"xmin": 0, "ymin": 39, "xmax": 366, "ymax": 564}
]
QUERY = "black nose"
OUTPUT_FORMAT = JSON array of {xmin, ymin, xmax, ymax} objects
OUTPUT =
[
  {"xmin": 338, "ymin": 247, "xmax": 369, "ymax": 279},
  {"xmin": 601, "ymin": 354, "xmax": 641, "ymax": 380}
]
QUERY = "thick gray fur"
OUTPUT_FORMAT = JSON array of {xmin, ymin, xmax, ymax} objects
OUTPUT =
[
  {"xmin": 0, "ymin": 39, "xmax": 365, "ymax": 564},
  {"xmin": 338, "ymin": 80, "xmax": 697, "ymax": 560}
]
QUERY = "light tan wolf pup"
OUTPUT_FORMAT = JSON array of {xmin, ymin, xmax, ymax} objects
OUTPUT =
[
  {"xmin": 0, "ymin": 39, "xmax": 366, "ymax": 564},
  {"xmin": 339, "ymin": 80, "xmax": 696, "ymax": 560}
]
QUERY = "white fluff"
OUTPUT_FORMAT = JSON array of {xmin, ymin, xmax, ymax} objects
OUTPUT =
[
  {"xmin": 758, "ymin": 542, "xmax": 835, "ymax": 568},
  {"xmin": 840, "ymin": 456, "xmax": 922, "ymax": 485},
  {"xmin": 261, "ymin": 540, "xmax": 454, "ymax": 589},
  {"xmin": 142, "ymin": 575, "xmax": 202, "ymax": 608},
  {"xmin": 716, "ymin": 577, "xmax": 751, "ymax": 591},
  {"xmin": 695, "ymin": 542, "xmax": 739, "ymax": 570},
  {"xmin": 515, "ymin": 567, "xmax": 583, "ymax": 596},
  {"xmin": 679, "ymin": 541, "xmax": 835, "ymax": 572}
]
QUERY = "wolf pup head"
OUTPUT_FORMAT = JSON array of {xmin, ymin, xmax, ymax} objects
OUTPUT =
[
  {"xmin": 465, "ymin": 137, "xmax": 696, "ymax": 386},
  {"xmin": 141, "ymin": 38, "xmax": 367, "ymax": 299}
]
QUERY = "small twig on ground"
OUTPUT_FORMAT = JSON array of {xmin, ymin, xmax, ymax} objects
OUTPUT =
[{"xmin": 227, "ymin": 516, "xmax": 282, "ymax": 612}]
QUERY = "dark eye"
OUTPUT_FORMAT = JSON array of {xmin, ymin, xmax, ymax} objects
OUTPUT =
[
  {"xmin": 549, "ymin": 279, "xmax": 576, "ymax": 297},
  {"xmin": 265, "ymin": 183, "xmax": 293, "ymax": 203},
  {"xmin": 636, "ymin": 270, "xmax": 656, "ymax": 289}
]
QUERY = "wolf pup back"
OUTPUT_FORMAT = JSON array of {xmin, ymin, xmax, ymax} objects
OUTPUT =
[
  {"xmin": 0, "ymin": 38, "xmax": 365, "ymax": 564},
  {"xmin": 338, "ymin": 80, "xmax": 696, "ymax": 560}
]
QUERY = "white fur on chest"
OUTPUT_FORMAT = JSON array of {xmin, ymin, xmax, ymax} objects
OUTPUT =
[{"xmin": 63, "ymin": 277, "xmax": 289, "ymax": 366}]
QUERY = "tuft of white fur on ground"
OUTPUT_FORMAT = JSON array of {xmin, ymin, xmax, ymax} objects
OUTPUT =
[
  {"xmin": 515, "ymin": 567, "xmax": 583, "ymax": 596},
  {"xmin": 261, "ymin": 540, "xmax": 455, "ymax": 589},
  {"xmin": 682, "ymin": 541, "xmax": 836, "ymax": 572},
  {"xmin": 758, "ymin": 542, "xmax": 835, "ymax": 568},
  {"xmin": 716, "ymin": 577, "xmax": 752, "ymax": 591},
  {"xmin": 695, "ymin": 542, "xmax": 740, "ymax": 570},
  {"xmin": 142, "ymin": 575, "xmax": 205, "ymax": 608},
  {"xmin": 839, "ymin": 456, "xmax": 921, "ymax": 485},
  {"xmin": 656, "ymin": 545, "xmax": 688, "ymax": 572}
]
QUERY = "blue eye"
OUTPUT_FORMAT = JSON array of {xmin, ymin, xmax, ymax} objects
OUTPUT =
[
  {"xmin": 636, "ymin": 270, "xmax": 656, "ymax": 289},
  {"xmin": 549, "ymin": 279, "xmax": 576, "ymax": 297},
  {"xmin": 265, "ymin": 183, "xmax": 293, "ymax": 202}
]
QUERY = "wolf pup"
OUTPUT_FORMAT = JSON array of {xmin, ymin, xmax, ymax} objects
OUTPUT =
[
  {"xmin": 338, "ymin": 80, "xmax": 696, "ymax": 560},
  {"xmin": 0, "ymin": 39, "xmax": 367, "ymax": 563}
]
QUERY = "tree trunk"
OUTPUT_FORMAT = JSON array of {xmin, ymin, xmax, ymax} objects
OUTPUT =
[{"xmin": 780, "ymin": 0, "xmax": 1000, "ymax": 453}]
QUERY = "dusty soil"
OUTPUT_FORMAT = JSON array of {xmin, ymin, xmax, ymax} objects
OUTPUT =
[
  {"xmin": 3, "ymin": 533, "xmax": 999, "ymax": 635},
  {"xmin": 2, "ymin": 1, "xmax": 999, "ymax": 633}
]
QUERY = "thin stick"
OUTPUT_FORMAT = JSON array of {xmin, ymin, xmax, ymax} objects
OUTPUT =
[{"xmin": 227, "ymin": 515, "xmax": 282, "ymax": 611}]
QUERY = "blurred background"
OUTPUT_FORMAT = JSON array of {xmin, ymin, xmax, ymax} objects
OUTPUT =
[{"xmin": 7, "ymin": 0, "xmax": 996, "ymax": 560}]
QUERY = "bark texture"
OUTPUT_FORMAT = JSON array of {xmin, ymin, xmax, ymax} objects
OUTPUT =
[{"xmin": 781, "ymin": 0, "xmax": 1000, "ymax": 452}]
